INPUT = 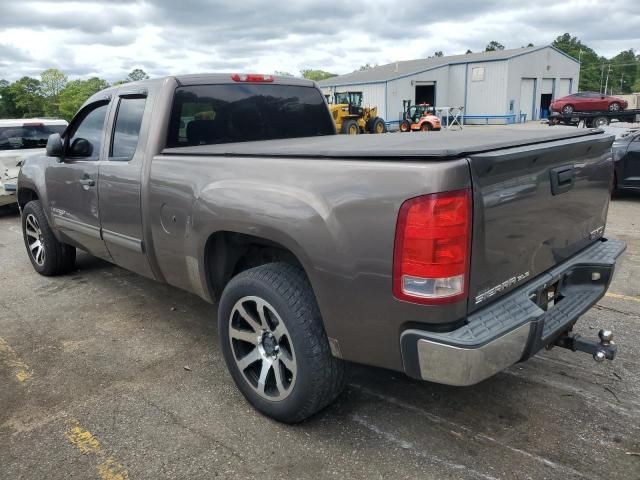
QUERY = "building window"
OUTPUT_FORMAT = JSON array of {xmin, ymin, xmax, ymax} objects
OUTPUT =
[{"xmin": 472, "ymin": 67, "xmax": 485, "ymax": 82}]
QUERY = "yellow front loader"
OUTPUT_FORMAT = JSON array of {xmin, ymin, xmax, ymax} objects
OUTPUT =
[{"xmin": 327, "ymin": 92, "xmax": 386, "ymax": 134}]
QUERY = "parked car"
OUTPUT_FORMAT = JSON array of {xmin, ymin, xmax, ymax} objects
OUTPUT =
[
  {"xmin": 612, "ymin": 128, "xmax": 640, "ymax": 192},
  {"xmin": 551, "ymin": 92, "xmax": 628, "ymax": 114},
  {"xmin": 18, "ymin": 74, "xmax": 625, "ymax": 423},
  {"xmin": 0, "ymin": 118, "xmax": 68, "ymax": 207}
]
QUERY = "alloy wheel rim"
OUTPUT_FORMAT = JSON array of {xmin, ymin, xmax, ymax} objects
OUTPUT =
[
  {"xmin": 610, "ymin": 103, "xmax": 620, "ymax": 111},
  {"xmin": 229, "ymin": 296, "xmax": 297, "ymax": 401},
  {"xmin": 25, "ymin": 214, "xmax": 45, "ymax": 266}
]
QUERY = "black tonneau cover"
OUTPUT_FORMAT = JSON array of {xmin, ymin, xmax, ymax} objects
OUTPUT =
[{"xmin": 163, "ymin": 127, "xmax": 607, "ymax": 159}]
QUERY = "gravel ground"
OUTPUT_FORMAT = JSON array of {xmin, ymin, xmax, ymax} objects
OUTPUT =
[{"xmin": 0, "ymin": 193, "xmax": 639, "ymax": 480}]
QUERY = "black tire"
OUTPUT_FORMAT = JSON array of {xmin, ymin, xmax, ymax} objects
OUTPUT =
[
  {"xmin": 592, "ymin": 116, "xmax": 610, "ymax": 127},
  {"xmin": 218, "ymin": 263, "xmax": 346, "ymax": 423},
  {"xmin": 368, "ymin": 117, "xmax": 386, "ymax": 134},
  {"xmin": 399, "ymin": 120, "xmax": 411, "ymax": 132},
  {"xmin": 22, "ymin": 200, "xmax": 76, "ymax": 276},
  {"xmin": 608, "ymin": 102, "xmax": 621, "ymax": 112},
  {"xmin": 420, "ymin": 122, "xmax": 432, "ymax": 132},
  {"xmin": 562, "ymin": 104, "xmax": 574, "ymax": 114},
  {"xmin": 341, "ymin": 119, "xmax": 359, "ymax": 135}
]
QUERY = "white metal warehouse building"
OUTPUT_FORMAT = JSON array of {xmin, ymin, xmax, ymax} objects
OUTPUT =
[{"xmin": 318, "ymin": 45, "xmax": 580, "ymax": 126}]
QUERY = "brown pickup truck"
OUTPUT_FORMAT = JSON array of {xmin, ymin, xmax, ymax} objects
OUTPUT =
[{"xmin": 18, "ymin": 74, "xmax": 625, "ymax": 422}]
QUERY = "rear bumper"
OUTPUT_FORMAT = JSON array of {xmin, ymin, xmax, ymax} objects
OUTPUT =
[
  {"xmin": 0, "ymin": 183, "xmax": 17, "ymax": 206},
  {"xmin": 400, "ymin": 238, "xmax": 626, "ymax": 386}
]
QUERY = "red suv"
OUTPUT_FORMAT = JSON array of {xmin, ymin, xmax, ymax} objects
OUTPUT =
[{"xmin": 551, "ymin": 92, "xmax": 628, "ymax": 114}]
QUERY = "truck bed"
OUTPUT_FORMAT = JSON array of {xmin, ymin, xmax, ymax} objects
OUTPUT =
[{"xmin": 162, "ymin": 127, "xmax": 606, "ymax": 159}]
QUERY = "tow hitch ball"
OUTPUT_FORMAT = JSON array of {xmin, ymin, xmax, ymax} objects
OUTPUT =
[{"xmin": 552, "ymin": 330, "xmax": 616, "ymax": 362}]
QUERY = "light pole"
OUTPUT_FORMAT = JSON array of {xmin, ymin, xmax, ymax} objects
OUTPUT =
[{"xmin": 578, "ymin": 49, "xmax": 583, "ymax": 90}]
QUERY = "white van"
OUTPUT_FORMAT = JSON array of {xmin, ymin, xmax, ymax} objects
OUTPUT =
[{"xmin": 0, "ymin": 118, "xmax": 68, "ymax": 206}]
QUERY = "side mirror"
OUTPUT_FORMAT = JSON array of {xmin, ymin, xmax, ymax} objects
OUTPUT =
[
  {"xmin": 69, "ymin": 138, "xmax": 93, "ymax": 158},
  {"xmin": 46, "ymin": 133, "xmax": 64, "ymax": 157}
]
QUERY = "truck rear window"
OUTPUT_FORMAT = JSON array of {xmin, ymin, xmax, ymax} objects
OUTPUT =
[
  {"xmin": 0, "ymin": 124, "xmax": 66, "ymax": 150},
  {"xmin": 166, "ymin": 84, "xmax": 335, "ymax": 147}
]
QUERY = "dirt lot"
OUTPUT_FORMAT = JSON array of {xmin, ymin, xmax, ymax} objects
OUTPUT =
[{"xmin": 1, "ymin": 194, "xmax": 639, "ymax": 480}]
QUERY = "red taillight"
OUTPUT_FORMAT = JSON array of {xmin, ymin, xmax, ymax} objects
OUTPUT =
[
  {"xmin": 231, "ymin": 73, "xmax": 274, "ymax": 83},
  {"xmin": 393, "ymin": 188, "xmax": 472, "ymax": 304}
]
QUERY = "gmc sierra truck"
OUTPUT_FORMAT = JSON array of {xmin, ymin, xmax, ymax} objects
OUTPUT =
[{"xmin": 18, "ymin": 74, "xmax": 625, "ymax": 423}]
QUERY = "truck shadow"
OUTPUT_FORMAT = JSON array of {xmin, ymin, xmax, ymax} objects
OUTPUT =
[
  {"xmin": 0, "ymin": 205, "xmax": 20, "ymax": 218},
  {"xmin": 612, "ymin": 190, "xmax": 640, "ymax": 200}
]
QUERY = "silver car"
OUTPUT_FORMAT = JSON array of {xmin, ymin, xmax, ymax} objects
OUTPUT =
[{"xmin": 0, "ymin": 118, "xmax": 68, "ymax": 206}]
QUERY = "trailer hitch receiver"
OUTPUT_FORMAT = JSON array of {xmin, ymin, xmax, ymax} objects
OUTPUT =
[{"xmin": 553, "ymin": 329, "xmax": 616, "ymax": 362}]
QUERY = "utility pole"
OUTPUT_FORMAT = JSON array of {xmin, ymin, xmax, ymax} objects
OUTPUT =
[
  {"xmin": 600, "ymin": 64, "xmax": 605, "ymax": 93},
  {"xmin": 604, "ymin": 64, "xmax": 611, "ymax": 96},
  {"xmin": 620, "ymin": 73, "xmax": 624, "ymax": 94}
]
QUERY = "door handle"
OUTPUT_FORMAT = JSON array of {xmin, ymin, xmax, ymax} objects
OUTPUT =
[
  {"xmin": 79, "ymin": 178, "xmax": 96, "ymax": 187},
  {"xmin": 550, "ymin": 165, "xmax": 575, "ymax": 195}
]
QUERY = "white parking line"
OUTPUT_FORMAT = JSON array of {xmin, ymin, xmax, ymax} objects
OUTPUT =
[
  {"xmin": 352, "ymin": 384, "xmax": 595, "ymax": 479},
  {"xmin": 351, "ymin": 414, "xmax": 501, "ymax": 480}
]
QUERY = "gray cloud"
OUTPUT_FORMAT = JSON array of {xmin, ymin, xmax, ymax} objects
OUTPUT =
[{"xmin": 0, "ymin": 0, "xmax": 637, "ymax": 82}]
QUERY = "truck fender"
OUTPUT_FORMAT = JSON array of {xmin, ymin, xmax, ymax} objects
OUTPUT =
[{"xmin": 191, "ymin": 179, "xmax": 351, "ymax": 307}]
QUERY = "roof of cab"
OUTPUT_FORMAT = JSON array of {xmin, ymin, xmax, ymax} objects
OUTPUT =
[
  {"xmin": 82, "ymin": 74, "xmax": 318, "ymax": 112},
  {"xmin": 0, "ymin": 118, "xmax": 68, "ymax": 127}
]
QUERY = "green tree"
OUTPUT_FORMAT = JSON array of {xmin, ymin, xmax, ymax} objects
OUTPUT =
[
  {"xmin": 433, "ymin": 51, "xmax": 444, "ymax": 57},
  {"xmin": 9, "ymin": 77, "xmax": 44, "ymax": 117},
  {"xmin": 300, "ymin": 69, "xmax": 337, "ymax": 81},
  {"xmin": 40, "ymin": 68, "xmax": 68, "ymax": 117},
  {"xmin": 358, "ymin": 63, "xmax": 377, "ymax": 71},
  {"xmin": 58, "ymin": 77, "xmax": 109, "ymax": 120},
  {"xmin": 485, "ymin": 41, "xmax": 505, "ymax": 51},
  {"xmin": 609, "ymin": 49, "xmax": 637, "ymax": 94},
  {"xmin": 465, "ymin": 49, "xmax": 472, "ymax": 54},
  {"xmin": 552, "ymin": 33, "xmax": 604, "ymax": 92},
  {"xmin": 0, "ymin": 79, "xmax": 18, "ymax": 118},
  {"xmin": 126, "ymin": 69, "xmax": 149, "ymax": 82}
]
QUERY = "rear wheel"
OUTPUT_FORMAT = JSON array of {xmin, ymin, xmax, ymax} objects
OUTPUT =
[
  {"xmin": 22, "ymin": 200, "xmax": 76, "ymax": 276},
  {"xmin": 342, "ymin": 120, "xmax": 359, "ymax": 135},
  {"xmin": 218, "ymin": 263, "xmax": 346, "ymax": 423},
  {"xmin": 562, "ymin": 104, "xmax": 574, "ymax": 114},
  {"xmin": 420, "ymin": 122, "xmax": 432, "ymax": 132},
  {"xmin": 399, "ymin": 120, "xmax": 411, "ymax": 132},
  {"xmin": 608, "ymin": 102, "xmax": 621, "ymax": 112},
  {"xmin": 592, "ymin": 116, "xmax": 610, "ymax": 127}
]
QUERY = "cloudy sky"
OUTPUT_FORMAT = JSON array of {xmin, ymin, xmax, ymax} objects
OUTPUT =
[{"xmin": 0, "ymin": 0, "xmax": 638, "ymax": 82}]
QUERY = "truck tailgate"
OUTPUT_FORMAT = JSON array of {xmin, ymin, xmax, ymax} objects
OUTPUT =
[{"xmin": 468, "ymin": 132, "xmax": 614, "ymax": 313}]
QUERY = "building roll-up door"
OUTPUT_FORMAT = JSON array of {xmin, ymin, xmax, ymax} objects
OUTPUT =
[
  {"xmin": 519, "ymin": 78, "xmax": 535, "ymax": 121},
  {"xmin": 556, "ymin": 79, "xmax": 571, "ymax": 98}
]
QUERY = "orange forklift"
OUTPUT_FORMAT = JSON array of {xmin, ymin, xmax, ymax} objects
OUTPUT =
[{"xmin": 399, "ymin": 101, "xmax": 441, "ymax": 132}]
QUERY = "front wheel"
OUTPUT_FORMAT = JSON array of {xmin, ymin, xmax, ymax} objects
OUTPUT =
[
  {"xmin": 562, "ymin": 104, "xmax": 574, "ymax": 114},
  {"xmin": 218, "ymin": 263, "xmax": 346, "ymax": 423},
  {"xmin": 368, "ymin": 117, "xmax": 386, "ymax": 134},
  {"xmin": 399, "ymin": 120, "xmax": 411, "ymax": 132},
  {"xmin": 22, "ymin": 200, "xmax": 76, "ymax": 276},
  {"xmin": 342, "ymin": 119, "xmax": 359, "ymax": 135}
]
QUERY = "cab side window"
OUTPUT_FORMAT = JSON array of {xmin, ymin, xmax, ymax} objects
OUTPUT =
[
  {"xmin": 110, "ymin": 96, "xmax": 146, "ymax": 161},
  {"xmin": 67, "ymin": 103, "xmax": 109, "ymax": 160}
]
